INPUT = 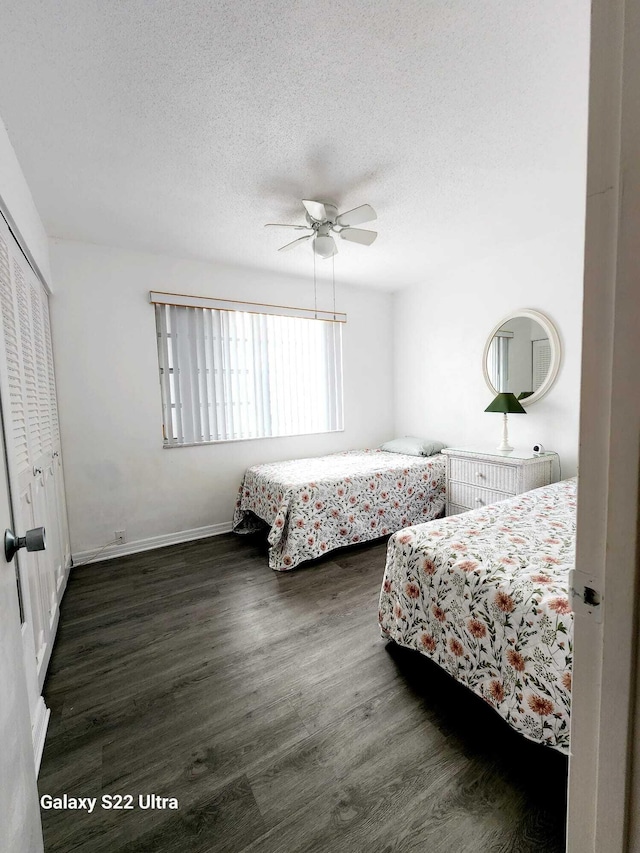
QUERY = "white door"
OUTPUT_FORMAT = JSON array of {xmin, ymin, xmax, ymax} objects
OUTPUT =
[
  {"xmin": 0, "ymin": 213, "xmax": 68, "ymax": 754},
  {"xmin": 0, "ymin": 449, "xmax": 44, "ymax": 852},
  {"xmin": 566, "ymin": 0, "xmax": 640, "ymax": 849}
]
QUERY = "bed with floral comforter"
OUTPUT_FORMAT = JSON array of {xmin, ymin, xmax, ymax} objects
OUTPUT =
[
  {"xmin": 379, "ymin": 478, "xmax": 576, "ymax": 753},
  {"xmin": 233, "ymin": 449, "xmax": 446, "ymax": 571}
]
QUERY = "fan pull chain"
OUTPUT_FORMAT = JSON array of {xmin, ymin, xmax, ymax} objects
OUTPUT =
[
  {"xmin": 332, "ymin": 254, "xmax": 336, "ymax": 320},
  {"xmin": 313, "ymin": 248, "xmax": 317, "ymax": 319}
]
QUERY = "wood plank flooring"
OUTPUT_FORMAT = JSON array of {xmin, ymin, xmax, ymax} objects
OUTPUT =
[{"xmin": 39, "ymin": 532, "xmax": 567, "ymax": 852}]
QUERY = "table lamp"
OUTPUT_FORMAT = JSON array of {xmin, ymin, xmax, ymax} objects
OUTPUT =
[{"xmin": 484, "ymin": 392, "xmax": 527, "ymax": 452}]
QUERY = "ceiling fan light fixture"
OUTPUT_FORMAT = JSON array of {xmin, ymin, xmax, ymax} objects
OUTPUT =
[{"xmin": 313, "ymin": 234, "xmax": 336, "ymax": 259}]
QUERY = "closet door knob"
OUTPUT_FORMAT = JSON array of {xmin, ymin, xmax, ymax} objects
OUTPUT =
[{"xmin": 4, "ymin": 527, "xmax": 47, "ymax": 562}]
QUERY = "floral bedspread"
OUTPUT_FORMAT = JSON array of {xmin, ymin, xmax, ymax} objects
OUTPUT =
[
  {"xmin": 379, "ymin": 478, "xmax": 577, "ymax": 753},
  {"xmin": 232, "ymin": 450, "xmax": 446, "ymax": 571}
]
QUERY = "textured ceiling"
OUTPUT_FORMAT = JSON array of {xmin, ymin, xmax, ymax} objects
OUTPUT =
[{"xmin": 0, "ymin": 1, "xmax": 589, "ymax": 290}]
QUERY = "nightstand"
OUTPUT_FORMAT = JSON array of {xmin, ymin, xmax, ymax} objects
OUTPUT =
[{"xmin": 441, "ymin": 447, "xmax": 554, "ymax": 516}]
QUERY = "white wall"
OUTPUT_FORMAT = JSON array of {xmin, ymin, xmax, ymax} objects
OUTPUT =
[
  {"xmin": 392, "ymin": 221, "xmax": 585, "ymax": 476},
  {"xmin": 0, "ymin": 116, "xmax": 52, "ymax": 286},
  {"xmin": 49, "ymin": 239, "xmax": 395, "ymax": 556}
]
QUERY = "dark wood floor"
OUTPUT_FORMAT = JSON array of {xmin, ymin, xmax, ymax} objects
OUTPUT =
[{"xmin": 39, "ymin": 532, "xmax": 567, "ymax": 852}]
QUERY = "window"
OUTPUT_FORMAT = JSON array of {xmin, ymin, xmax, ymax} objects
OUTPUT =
[{"xmin": 152, "ymin": 293, "xmax": 345, "ymax": 446}]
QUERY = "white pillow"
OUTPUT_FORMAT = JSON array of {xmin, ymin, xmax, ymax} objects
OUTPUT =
[{"xmin": 380, "ymin": 437, "xmax": 446, "ymax": 457}]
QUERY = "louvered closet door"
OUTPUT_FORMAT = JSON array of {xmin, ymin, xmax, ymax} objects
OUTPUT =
[
  {"xmin": 42, "ymin": 293, "xmax": 70, "ymax": 583},
  {"xmin": 0, "ymin": 214, "xmax": 70, "ymax": 698},
  {"xmin": 29, "ymin": 280, "xmax": 66, "ymax": 606},
  {"xmin": 0, "ymin": 224, "xmax": 44, "ymax": 706}
]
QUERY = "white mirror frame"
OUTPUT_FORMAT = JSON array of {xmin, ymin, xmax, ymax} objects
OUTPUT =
[{"xmin": 482, "ymin": 308, "xmax": 562, "ymax": 406}]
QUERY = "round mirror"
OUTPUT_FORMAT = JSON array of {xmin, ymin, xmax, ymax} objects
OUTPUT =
[{"xmin": 482, "ymin": 309, "xmax": 561, "ymax": 405}]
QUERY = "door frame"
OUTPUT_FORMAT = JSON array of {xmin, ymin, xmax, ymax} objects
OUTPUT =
[{"xmin": 567, "ymin": 0, "xmax": 640, "ymax": 849}]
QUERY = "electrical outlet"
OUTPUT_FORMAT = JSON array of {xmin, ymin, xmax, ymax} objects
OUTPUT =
[{"xmin": 115, "ymin": 530, "xmax": 126, "ymax": 545}]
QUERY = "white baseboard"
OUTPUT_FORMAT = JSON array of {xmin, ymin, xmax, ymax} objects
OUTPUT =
[
  {"xmin": 71, "ymin": 521, "xmax": 233, "ymax": 565},
  {"xmin": 33, "ymin": 696, "xmax": 50, "ymax": 776}
]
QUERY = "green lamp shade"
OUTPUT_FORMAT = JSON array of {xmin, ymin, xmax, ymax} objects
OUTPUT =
[{"xmin": 484, "ymin": 392, "xmax": 527, "ymax": 414}]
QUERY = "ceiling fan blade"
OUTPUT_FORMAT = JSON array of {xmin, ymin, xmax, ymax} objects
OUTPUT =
[
  {"xmin": 336, "ymin": 204, "xmax": 377, "ymax": 227},
  {"xmin": 278, "ymin": 235, "xmax": 313, "ymax": 252},
  {"xmin": 339, "ymin": 228, "xmax": 377, "ymax": 246},
  {"xmin": 313, "ymin": 234, "xmax": 337, "ymax": 258},
  {"xmin": 302, "ymin": 199, "xmax": 329, "ymax": 222},
  {"xmin": 265, "ymin": 223, "xmax": 312, "ymax": 230}
]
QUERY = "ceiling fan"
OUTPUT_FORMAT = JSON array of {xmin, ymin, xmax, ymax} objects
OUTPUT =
[{"xmin": 265, "ymin": 199, "xmax": 377, "ymax": 259}]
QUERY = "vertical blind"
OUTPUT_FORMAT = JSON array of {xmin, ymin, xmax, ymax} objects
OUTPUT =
[{"xmin": 155, "ymin": 302, "xmax": 344, "ymax": 446}]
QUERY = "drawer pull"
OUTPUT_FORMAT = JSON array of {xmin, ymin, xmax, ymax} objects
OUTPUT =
[
  {"xmin": 476, "ymin": 472, "xmax": 485, "ymax": 479},
  {"xmin": 475, "ymin": 497, "xmax": 485, "ymax": 505}
]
